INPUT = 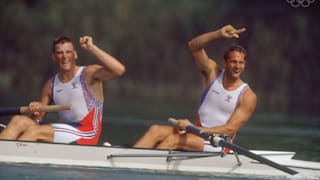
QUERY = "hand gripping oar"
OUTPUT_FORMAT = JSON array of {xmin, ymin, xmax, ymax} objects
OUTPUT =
[
  {"xmin": 168, "ymin": 118, "xmax": 305, "ymax": 178},
  {"xmin": 0, "ymin": 104, "xmax": 72, "ymax": 116}
]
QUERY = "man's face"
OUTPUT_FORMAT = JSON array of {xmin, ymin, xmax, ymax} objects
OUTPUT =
[
  {"xmin": 52, "ymin": 42, "xmax": 77, "ymax": 71},
  {"xmin": 223, "ymin": 51, "xmax": 246, "ymax": 80}
]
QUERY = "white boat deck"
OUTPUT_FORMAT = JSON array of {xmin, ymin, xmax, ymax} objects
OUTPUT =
[{"xmin": 0, "ymin": 140, "xmax": 319, "ymax": 179}]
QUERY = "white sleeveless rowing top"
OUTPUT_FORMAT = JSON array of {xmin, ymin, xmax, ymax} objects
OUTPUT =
[
  {"xmin": 197, "ymin": 69, "xmax": 248, "ymax": 128},
  {"xmin": 51, "ymin": 66, "xmax": 99, "ymax": 124}
]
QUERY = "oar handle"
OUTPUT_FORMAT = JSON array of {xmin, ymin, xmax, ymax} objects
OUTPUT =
[
  {"xmin": 0, "ymin": 104, "xmax": 72, "ymax": 116},
  {"xmin": 168, "ymin": 117, "xmax": 178, "ymax": 125},
  {"xmin": 20, "ymin": 104, "xmax": 72, "ymax": 114},
  {"xmin": 168, "ymin": 117, "xmax": 211, "ymax": 140}
]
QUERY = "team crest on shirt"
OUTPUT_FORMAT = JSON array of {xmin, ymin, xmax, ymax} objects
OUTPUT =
[{"xmin": 225, "ymin": 95, "xmax": 232, "ymax": 103}]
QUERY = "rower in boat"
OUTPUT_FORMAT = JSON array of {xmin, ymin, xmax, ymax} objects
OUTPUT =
[
  {"xmin": 0, "ymin": 35, "xmax": 125, "ymax": 145},
  {"xmin": 134, "ymin": 24, "xmax": 257, "ymax": 152}
]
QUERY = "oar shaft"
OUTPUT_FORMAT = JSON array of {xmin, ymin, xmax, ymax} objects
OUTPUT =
[
  {"xmin": 0, "ymin": 107, "xmax": 21, "ymax": 116},
  {"xmin": 107, "ymin": 152, "xmax": 218, "ymax": 159},
  {"xmin": 168, "ymin": 117, "xmax": 299, "ymax": 176},
  {"xmin": 0, "ymin": 104, "xmax": 71, "ymax": 116},
  {"xmin": 217, "ymin": 138, "xmax": 298, "ymax": 175}
]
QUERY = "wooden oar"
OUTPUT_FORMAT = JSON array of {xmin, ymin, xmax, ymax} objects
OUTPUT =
[
  {"xmin": 0, "ymin": 104, "xmax": 72, "ymax": 116},
  {"xmin": 168, "ymin": 118, "xmax": 305, "ymax": 177}
]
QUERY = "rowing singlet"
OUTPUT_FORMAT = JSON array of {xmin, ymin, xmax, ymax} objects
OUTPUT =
[
  {"xmin": 51, "ymin": 66, "xmax": 103, "ymax": 145},
  {"xmin": 197, "ymin": 69, "xmax": 248, "ymax": 152},
  {"xmin": 197, "ymin": 69, "xmax": 248, "ymax": 128}
]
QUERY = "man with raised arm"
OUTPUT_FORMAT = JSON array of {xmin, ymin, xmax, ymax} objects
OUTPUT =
[
  {"xmin": 134, "ymin": 25, "xmax": 257, "ymax": 151},
  {"xmin": 0, "ymin": 36, "xmax": 125, "ymax": 145}
]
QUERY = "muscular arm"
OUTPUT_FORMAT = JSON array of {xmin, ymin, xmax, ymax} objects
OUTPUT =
[
  {"xmin": 188, "ymin": 25, "xmax": 246, "ymax": 86},
  {"xmin": 201, "ymin": 88, "xmax": 257, "ymax": 137},
  {"xmin": 79, "ymin": 36, "xmax": 125, "ymax": 82},
  {"xmin": 188, "ymin": 30, "xmax": 221, "ymax": 86}
]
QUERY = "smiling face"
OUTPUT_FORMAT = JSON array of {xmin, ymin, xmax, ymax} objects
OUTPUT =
[
  {"xmin": 223, "ymin": 51, "xmax": 246, "ymax": 80},
  {"xmin": 52, "ymin": 42, "xmax": 78, "ymax": 72}
]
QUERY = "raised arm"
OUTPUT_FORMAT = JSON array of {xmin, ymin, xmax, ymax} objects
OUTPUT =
[
  {"xmin": 188, "ymin": 25, "xmax": 245, "ymax": 86},
  {"xmin": 79, "ymin": 36, "xmax": 125, "ymax": 81}
]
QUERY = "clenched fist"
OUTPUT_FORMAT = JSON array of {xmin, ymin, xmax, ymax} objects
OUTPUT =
[{"xmin": 79, "ymin": 36, "xmax": 94, "ymax": 49}]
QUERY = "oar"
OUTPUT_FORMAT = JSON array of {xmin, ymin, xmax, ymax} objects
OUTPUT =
[
  {"xmin": 168, "ymin": 118, "xmax": 305, "ymax": 177},
  {"xmin": 0, "ymin": 104, "xmax": 72, "ymax": 116}
]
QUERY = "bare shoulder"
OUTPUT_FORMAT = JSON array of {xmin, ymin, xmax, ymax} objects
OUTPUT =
[
  {"xmin": 43, "ymin": 78, "xmax": 53, "ymax": 90},
  {"xmin": 202, "ymin": 58, "xmax": 221, "ymax": 85},
  {"xmin": 241, "ymin": 86, "xmax": 257, "ymax": 106},
  {"xmin": 41, "ymin": 77, "xmax": 53, "ymax": 97},
  {"xmin": 84, "ymin": 64, "xmax": 102, "ymax": 73},
  {"xmin": 83, "ymin": 64, "xmax": 103, "ymax": 78},
  {"xmin": 82, "ymin": 64, "xmax": 105, "ymax": 84},
  {"xmin": 210, "ymin": 59, "xmax": 221, "ymax": 78}
]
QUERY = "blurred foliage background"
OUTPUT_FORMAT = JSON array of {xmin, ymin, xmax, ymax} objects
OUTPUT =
[{"xmin": 1, "ymin": 0, "xmax": 319, "ymax": 121}]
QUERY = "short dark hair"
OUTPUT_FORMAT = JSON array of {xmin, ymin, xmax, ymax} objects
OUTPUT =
[
  {"xmin": 223, "ymin": 44, "xmax": 246, "ymax": 61},
  {"xmin": 52, "ymin": 36, "xmax": 73, "ymax": 52}
]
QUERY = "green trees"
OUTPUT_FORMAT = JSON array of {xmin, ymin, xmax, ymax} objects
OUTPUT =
[{"xmin": 0, "ymin": 0, "xmax": 319, "ymax": 117}]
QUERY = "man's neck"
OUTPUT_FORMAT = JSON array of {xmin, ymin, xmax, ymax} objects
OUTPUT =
[
  {"xmin": 222, "ymin": 75, "xmax": 243, "ymax": 91},
  {"xmin": 59, "ymin": 66, "xmax": 80, "ymax": 83}
]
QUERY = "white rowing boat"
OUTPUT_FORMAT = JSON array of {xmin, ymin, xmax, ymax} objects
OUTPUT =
[
  {"xmin": 0, "ymin": 140, "xmax": 319, "ymax": 179},
  {"xmin": 0, "ymin": 110, "xmax": 319, "ymax": 179}
]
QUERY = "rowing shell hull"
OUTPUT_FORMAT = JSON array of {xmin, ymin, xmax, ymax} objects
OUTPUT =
[{"xmin": 0, "ymin": 140, "xmax": 319, "ymax": 179}]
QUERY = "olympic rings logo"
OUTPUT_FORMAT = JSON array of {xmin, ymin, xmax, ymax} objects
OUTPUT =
[{"xmin": 286, "ymin": 0, "xmax": 316, "ymax": 7}]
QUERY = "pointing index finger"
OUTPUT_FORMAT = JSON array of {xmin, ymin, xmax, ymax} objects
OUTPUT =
[{"xmin": 236, "ymin": 28, "xmax": 246, "ymax": 34}]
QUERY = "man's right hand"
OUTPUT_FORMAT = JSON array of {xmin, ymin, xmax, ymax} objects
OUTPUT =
[
  {"xmin": 220, "ymin": 25, "xmax": 246, "ymax": 39},
  {"xmin": 28, "ymin": 102, "xmax": 43, "ymax": 116},
  {"xmin": 177, "ymin": 118, "xmax": 193, "ymax": 130}
]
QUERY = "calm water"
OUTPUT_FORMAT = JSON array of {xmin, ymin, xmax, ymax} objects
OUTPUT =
[
  {"xmin": 0, "ymin": 115, "xmax": 319, "ymax": 179},
  {"xmin": 0, "ymin": 163, "xmax": 280, "ymax": 180},
  {"xmin": 102, "ymin": 115, "xmax": 320, "ymax": 162}
]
